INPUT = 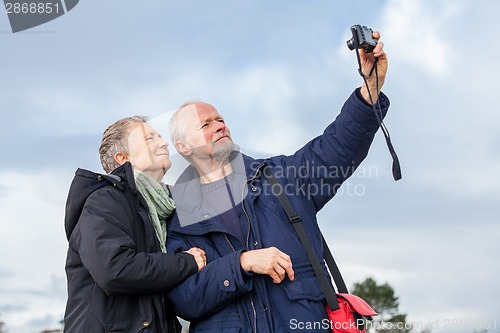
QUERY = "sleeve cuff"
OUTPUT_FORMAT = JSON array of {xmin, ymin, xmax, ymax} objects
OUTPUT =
[{"xmin": 354, "ymin": 87, "xmax": 389, "ymax": 109}]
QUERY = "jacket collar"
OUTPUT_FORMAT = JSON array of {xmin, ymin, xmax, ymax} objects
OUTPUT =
[
  {"xmin": 111, "ymin": 161, "xmax": 137, "ymax": 192},
  {"xmin": 64, "ymin": 162, "xmax": 135, "ymax": 240}
]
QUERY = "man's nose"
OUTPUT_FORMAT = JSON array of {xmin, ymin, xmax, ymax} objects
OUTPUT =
[{"xmin": 214, "ymin": 121, "xmax": 227, "ymax": 132}]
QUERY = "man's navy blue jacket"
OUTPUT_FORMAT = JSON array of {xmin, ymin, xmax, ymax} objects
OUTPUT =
[{"xmin": 167, "ymin": 89, "xmax": 390, "ymax": 332}]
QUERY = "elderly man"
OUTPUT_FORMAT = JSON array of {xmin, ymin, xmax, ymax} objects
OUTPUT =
[{"xmin": 167, "ymin": 31, "xmax": 390, "ymax": 332}]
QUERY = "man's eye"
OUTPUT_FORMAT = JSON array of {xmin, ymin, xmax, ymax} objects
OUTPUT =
[
  {"xmin": 145, "ymin": 136, "xmax": 153, "ymax": 141},
  {"xmin": 217, "ymin": 119, "xmax": 225, "ymax": 123},
  {"xmin": 201, "ymin": 123, "xmax": 209, "ymax": 128}
]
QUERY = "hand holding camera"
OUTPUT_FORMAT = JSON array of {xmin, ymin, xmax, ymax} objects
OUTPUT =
[{"xmin": 346, "ymin": 24, "xmax": 387, "ymax": 103}]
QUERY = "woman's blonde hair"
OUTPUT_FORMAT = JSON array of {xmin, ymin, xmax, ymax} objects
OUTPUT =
[{"xmin": 99, "ymin": 115, "xmax": 149, "ymax": 173}]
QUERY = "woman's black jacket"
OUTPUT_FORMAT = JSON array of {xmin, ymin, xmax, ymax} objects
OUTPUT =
[{"xmin": 63, "ymin": 162, "xmax": 198, "ymax": 333}]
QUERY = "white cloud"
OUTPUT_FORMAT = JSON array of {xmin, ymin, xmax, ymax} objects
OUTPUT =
[
  {"xmin": 222, "ymin": 65, "xmax": 307, "ymax": 155},
  {"xmin": 0, "ymin": 169, "xmax": 69, "ymax": 331},
  {"xmin": 321, "ymin": 223, "xmax": 500, "ymax": 333},
  {"xmin": 381, "ymin": 0, "xmax": 462, "ymax": 77},
  {"xmin": 375, "ymin": 1, "xmax": 500, "ymax": 197}
]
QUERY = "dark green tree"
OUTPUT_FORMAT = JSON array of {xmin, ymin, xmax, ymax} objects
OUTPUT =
[
  {"xmin": 0, "ymin": 315, "xmax": 6, "ymax": 333},
  {"xmin": 351, "ymin": 277, "xmax": 412, "ymax": 333}
]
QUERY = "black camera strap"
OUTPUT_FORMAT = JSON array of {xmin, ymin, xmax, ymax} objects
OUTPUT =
[{"xmin": 352, "ymin": 34, "xmax": 402, "ymax": 181}]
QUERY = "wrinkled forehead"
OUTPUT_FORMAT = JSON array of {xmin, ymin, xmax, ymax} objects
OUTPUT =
[
  {"xmin": 127, "ymin": 121, "xmax": 154, "ymax": 139},
  {"xmin": 178, "ymin": 102, "xmax": 221, "ymax": 128}
]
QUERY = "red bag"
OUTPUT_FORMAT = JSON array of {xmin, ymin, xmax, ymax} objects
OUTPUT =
[{"xmin": 325, "ymin": 293, "xmax": 377, "ymax": 333}]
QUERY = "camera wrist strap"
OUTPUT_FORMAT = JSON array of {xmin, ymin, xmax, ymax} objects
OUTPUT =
[
  {"xmin": 353, "ymin": 38, "xmax": 402, "ymax": 181},
  {"xmin": 264, "ymin": 165, "xmax": 348, "ymax": 311}
]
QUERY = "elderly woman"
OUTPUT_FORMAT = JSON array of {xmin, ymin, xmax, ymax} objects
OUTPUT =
[{"xmin": 63, "ymin": 116, "xmax": 206, "ymax": 333}]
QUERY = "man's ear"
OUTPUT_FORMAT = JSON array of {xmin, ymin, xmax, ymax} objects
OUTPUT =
[
  {"xmin": 114, "ymin": 152, "xmax": 129, "ymax": 166},
  {"xmin": 175, "ymin": 140, "xmax": 192, "ymax": 157}
]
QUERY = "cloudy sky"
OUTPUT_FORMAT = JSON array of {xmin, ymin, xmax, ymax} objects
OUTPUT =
[{"xmin": 1, "ymin": 1, "xmax": 499, "ymax": 332}]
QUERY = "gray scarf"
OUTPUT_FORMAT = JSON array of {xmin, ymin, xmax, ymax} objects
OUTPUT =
[{"xmin": 133, "ymin": 170, "xmax": 175, "ymax": 253}]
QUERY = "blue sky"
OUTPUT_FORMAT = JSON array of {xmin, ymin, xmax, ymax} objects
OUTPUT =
[{"xmin": 1, "ymin": 1, "xmax": 499, "ymax": 332}]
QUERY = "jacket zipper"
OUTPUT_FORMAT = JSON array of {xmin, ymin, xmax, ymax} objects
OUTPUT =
[
  {"xmin": 241, "ymin": 171, "xmax": 261, "ymax": 333},
  {"xmin": 222, "ymin": 233, "xmax": 257, "ymax": 333}
]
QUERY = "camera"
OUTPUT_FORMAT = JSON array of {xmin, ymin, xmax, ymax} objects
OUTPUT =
[{"xmin": 346, "ymin": 24, "xmax": 377, "ymax": 53}]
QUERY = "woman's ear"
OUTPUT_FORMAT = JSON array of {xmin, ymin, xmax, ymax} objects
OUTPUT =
[{"xmin": 114, "ymin": 152, "xmax": 129, "ymax": 166}]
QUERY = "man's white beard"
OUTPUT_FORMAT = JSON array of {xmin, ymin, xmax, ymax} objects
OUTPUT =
[{"xmin": 191, "ymin": 141, "xmax": 235, "ymax": 161}]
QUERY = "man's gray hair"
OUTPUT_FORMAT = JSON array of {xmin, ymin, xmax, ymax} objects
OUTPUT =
[
  {"xmin": 99, "ymin": 115, "xmax": 149, "ymax": 174},
  {"xmin": 168, "ymin": 100, "xmax": 201, "ymax": 147}
]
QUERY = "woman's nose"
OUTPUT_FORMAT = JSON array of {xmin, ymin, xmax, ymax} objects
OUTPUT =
[{"xmin": 159, "ymin": 137, "xmax": 169, "ymax": 148}]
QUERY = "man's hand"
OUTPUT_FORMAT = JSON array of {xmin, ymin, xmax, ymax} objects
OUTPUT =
[
  {"xmin": 240, "ymin": 247, "xmax": 294, "ymax": 284},
  {"xmin": 359, "ymin": 30, "xmax": 388, "ymax": 104},
  {"xmin": 185, "ymin": 247, "xmax": 207, "ymax": 271}
]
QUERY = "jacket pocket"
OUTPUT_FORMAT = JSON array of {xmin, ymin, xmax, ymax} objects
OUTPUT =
[
  {"xmin": 283, "ymin": 276, "xmax": 324, "ymax": 302},
  {"xmin": 278, "ymin": 276, "xmax": 328, "ymax": 330},
  {"xmin": 190, "ymin": 312, "xmax": 242, "ymax": 333},
  {"xmin": 104, "ymin": 319, "xmax": 149, "ymax": 333}
]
